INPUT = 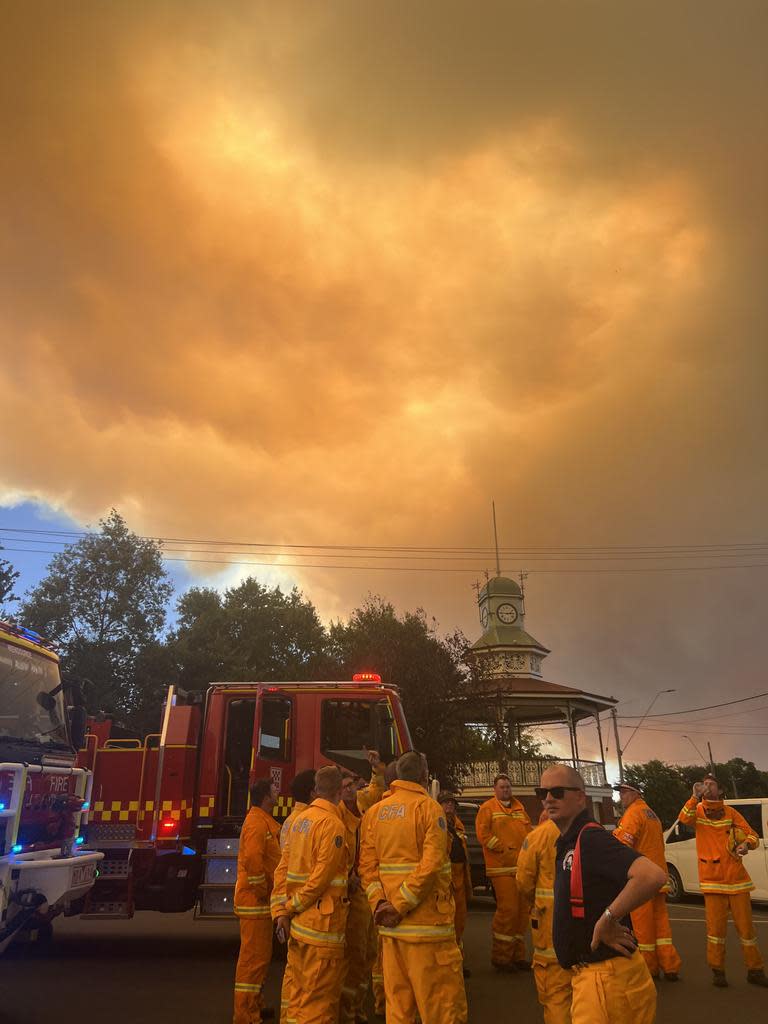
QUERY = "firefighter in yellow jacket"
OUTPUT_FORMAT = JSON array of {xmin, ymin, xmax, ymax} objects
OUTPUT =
[
  {"xmin": 359, "ymin": 750, "xmax": 468, "ymax": 1024},
  {"xmin": 339, "ymin": 768, "xmax": 380, "ymax": 1024},
  {"xmin": 234, "ymin": 778, "xmax": 282, "ymax": 1024},
  {"xmin": 475, "ymin": 773, "xmax": 533, "ymax": 969},
  {"xmin": 437, "ymin": 792, "xmax": 472, "ymax": 964},
  {"xmin": 678, "ymin": 773, "xmax": 767, "ymax": 987},
  {"xmin": 613, "ymin": 782, "xmax": 681, "ymax": 980},
  {"xmin": 277, "ymin": 769, "xmax": 317, "ymax": 1023},
  {"xmin": 516, "ymin": 816, "xmax": 572, "ymax": 1024},
  {"xmin": 272, "ymin": 766, "xmax": 350, "ymax": 1023}
]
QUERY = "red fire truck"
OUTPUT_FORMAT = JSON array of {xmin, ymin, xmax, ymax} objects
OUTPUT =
[
  {"xmin": 75, "ymin": 675, "xmax": 411, "ymax": 919},
  {"xmin": 0, "ymin": 621, "xmax": 102, "ymax": 953}
]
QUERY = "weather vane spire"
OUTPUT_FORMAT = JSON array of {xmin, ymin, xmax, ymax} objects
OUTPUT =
[{"xmin": 492, "ymin": 500, "xmax": 501, "ymax": 576}]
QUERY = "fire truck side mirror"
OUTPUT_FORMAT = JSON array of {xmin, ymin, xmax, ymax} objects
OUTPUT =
[{"xmin": 68, "ymin": 705, "xmax": 88, "ymax": 749}]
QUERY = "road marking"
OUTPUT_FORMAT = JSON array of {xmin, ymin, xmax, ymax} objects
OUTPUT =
[{"xmin": 670, "ymin": 916, "xmax": 768, "ymax": 924}]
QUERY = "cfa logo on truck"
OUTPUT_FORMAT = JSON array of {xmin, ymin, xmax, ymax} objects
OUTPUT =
[{"xmin": 378, "ymin": 804, "xmax": 406, "ymax": 821}]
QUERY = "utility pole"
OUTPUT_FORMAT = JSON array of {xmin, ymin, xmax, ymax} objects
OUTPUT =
[
  {"xmin": 707, "ymin": 741, "xmax": 715, "ymax": 774},
  {"xmin": 611, "ymin": 707, "xmax": 624, "ymax": 783}
]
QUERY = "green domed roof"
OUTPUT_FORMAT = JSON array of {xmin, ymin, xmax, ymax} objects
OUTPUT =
[{"xmin": 479, "ymin": 576, "xmax": 522, "ymax": 600}]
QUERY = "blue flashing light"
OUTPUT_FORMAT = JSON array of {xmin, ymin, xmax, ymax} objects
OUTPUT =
[
  {"xmin": 0, "ymin": 803, "xmax": 6, "ymax": 811},
  {"xmin": 182, "ymin": 846, "xmax": 196, "ymax": 856},
  {"xmin": 17, "ymin": 627, "xmax": 43, "ymax": 643},
  {"xmin": 75, "ymin": 836, "xmax": 85, "ymax": 845},
  {"xmin": 81, "ymin": 801, "xmax": 90, "ymax": 811},
  {"xmin": 12, "ymin": 844, "xmax": 22, "ymax": 854}
]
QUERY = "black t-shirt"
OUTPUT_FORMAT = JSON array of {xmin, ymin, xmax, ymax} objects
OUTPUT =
[
  {"xmin": 553, "ymin": 810, "xmax": 641, "ymax": 968},
  {"xmin": 447, "ymin": 823, "xmax": 467, "ymax": 864}
]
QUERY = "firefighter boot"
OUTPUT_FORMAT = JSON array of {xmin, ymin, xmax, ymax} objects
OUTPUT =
[
  {"xmin": 712, "ymin": 970, "xmax": 728, "ymax": 988},
  {"xmin": 747, "ymin": 969, "xmax": 768, "ymax": 987}
]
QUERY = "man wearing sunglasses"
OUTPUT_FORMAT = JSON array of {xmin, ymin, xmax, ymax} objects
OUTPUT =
[{"xmin": 539, "ymin": 765, "xmax": 666, "ymax": 1024}]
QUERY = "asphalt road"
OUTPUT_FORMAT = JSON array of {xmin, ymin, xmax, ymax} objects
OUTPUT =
[{"xmin": 1, "ymin": 899, "xmax": 767, "ymax": 1023}]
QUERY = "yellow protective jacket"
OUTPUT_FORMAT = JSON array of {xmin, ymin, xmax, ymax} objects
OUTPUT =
[
  {"xmin": 359, "ymin": 779, "xmax": 454, "ymax": 942},
  {"xmin": 678, "ymin": 797, "xmax": 759, "ymax": 894},
  {"xmin": 475, "ymin": 797, "xmax": 532, "ymax": 876},
  {"xmin": 448, "ymin": 816, "xmax": 472, "ymax": 896},
  {"xmin": 614, "ymin": 797, "xmax": 669, "ymax": 891},
  {"xmin": 340, "ymin": 800, "xmax": 362, "ymax": 872},
  {"xmin": 234, "ymin": 805, "xmax": 282, "ymax": 918},
  {"xmin": 271, "ymin": 798, "xmax": 350, "ymax": 947},
  {"xmin": 280, "ymin": 801, "xmax": 308, "ymax": 849},
  {"xmin": 515, "ymin": 818, "xmax": 559, "ymax": 965}
]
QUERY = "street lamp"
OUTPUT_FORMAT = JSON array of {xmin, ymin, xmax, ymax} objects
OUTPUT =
[{"xmin": 619, "ymin": 688, "xmax": 676, "ymax": 761}]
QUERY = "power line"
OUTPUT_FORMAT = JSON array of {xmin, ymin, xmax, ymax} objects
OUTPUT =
[
  {"xmin": 3, "ymin": 545, "xmax": 768, "ymax": 576},
  {"xmin": 617, "ymin": 692, "xmax": 768, "ymax": 719},
  {"xmin": 1, "ymin": 525, "xmax": 767, "ymax": 554}
]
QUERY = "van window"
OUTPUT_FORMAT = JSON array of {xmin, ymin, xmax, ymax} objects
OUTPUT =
[
  {"xmin": 258, "ymin": 696, "xmax": 292, "ymax": 762},
  {"xmin": 736, "ymin": 803, "xmax": 764, "ymax": 839}
]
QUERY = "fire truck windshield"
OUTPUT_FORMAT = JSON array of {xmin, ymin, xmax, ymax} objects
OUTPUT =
[{"xmin": 0, "ymin": 637, "xmax": 70, "ymax": 751}]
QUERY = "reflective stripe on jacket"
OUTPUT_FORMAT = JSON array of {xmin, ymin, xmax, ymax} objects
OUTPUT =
[
  {"xmin": 359, "ymin": 779, "xmax": 454, "ymax": 942},
  {"xmin": 280, "ymin": 801, "xmax": 308, "ymax": 849},
  {"xmin": 614, "ymin": 797, "xmax": 669, "ymax": 891},
  {"xmin": 678, "ymin": 797, "xmax": 758, "ymax": 894},
  {"xmin": 234, "ymin": 805, "xmax": 281, "ymax": 917},
  {"xmin": 515, "ymin": 818, "xmax": 559, "ymax": 964},
  {"xmin": 475, "ymin": 797, "xmax": 532, "ymax": 875},
  {"xmin": 271, "ymin": 798, "xmax": 350, "ymax": 946}
]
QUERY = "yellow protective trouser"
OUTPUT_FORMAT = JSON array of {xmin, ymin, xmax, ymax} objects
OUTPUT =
[
  {"xmin": 372, "ymin": 936, "xmax": 385, "ymax": 1015},
  {"xmin": 451, "ymin": 863, "xmax": 468, "ymax": 947},
  {"xmin": 490, "ymin": 874, "xmax": 528, "ymax": 965},
  {"xmin": 234, "ymin": 916, "xmax": 273, "ymax": 1024},
  {"xmin": 285, "ymin": 938, "xmax": 346, "ymax": 1024},
  {"xmin": 339, "ymin": 891, "xmax": 377, "ymax": 1024},
  {"xmin": 704, "ymin": 892, "xmax": 764, "ymax": 971},
  {"xmin": 630, "ymin": 892, "xmax": 682, "ymax": 977},
  {"xmin": 280, "ymin": 954, "xmax": 293, "ymax": 1024},
  {"xmin": 381, "ymin": 937, "xmax": 468, "ymax": 1024},
  {"xmin": 571, "ymin": 952, "xmax": 656, "ymax": 1024},
  {"xmin": 533, "ymin": 961, "xmax": 572, "ymax": 1024}
]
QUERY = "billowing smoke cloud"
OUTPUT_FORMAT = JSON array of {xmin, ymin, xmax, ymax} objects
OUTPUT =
[{"xmin": 1, "ymin": 2, "xmax": 766, "ymax": 765}]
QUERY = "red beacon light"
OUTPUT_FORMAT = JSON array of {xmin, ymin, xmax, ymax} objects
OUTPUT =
[
  {"xmin": 159, "ymin": 817, "xmax": 179, "ymax": 837},
  {"xmin": 352, "ymin": 673, "xmax": 382, "ymax": 685}
]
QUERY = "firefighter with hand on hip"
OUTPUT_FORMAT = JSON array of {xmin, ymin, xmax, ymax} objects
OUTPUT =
[
  {"xmin": 678, "ymin": 773, "xmax": 768, "ymax": 988},
  {"xmin": 516, "ymin": 814, "xmax": 573, "ymax": 1024},
  {"xmin": 233, "ymin": 778, "xmax": 282, "ymax": 1024},
  {"xmin": 272, "ymin": 765, "xmax": 350, "ymax": 1024},
  {"xmin": 359, "ymin": 750, "xmax": 468, "ymax": 1024},
  {"xmin": 543, "ymin": 764, "xmax": 665, "ymax": 1024},
  {"xmin": 613, "ymin": 782, "xmax": 681, "ymax": 981},
  {"xmin": 475, "ymin": 772, "xmax": 533, "ymax": 970}
]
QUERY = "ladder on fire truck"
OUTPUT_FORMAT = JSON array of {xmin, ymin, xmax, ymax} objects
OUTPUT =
[{"xmin": 82, "ymin": 687, "xmax": 177, "ymax": 919}]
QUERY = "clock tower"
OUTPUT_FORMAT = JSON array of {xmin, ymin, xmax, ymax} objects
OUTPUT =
[{"xmin": 471, "ymin": 575, "xmax": 549, "ymax": 680}]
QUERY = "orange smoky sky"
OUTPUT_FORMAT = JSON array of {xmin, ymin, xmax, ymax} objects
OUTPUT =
[{"xmin": 1, "ymin": 2, "xmax": 766, "ymax": 766}]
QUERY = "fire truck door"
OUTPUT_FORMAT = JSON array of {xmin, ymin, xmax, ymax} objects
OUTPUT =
[
  {"xmin": 252, "ymin": 693, "xmax": 294, "ymax": 800},
  {"xmin": 220, "ymin": 698, "xmax": 257, "ymax": 818}
]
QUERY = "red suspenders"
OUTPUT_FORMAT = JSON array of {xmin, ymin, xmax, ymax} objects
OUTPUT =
[{"xmin": 569, "ymin": 821, "xmax": 603, "ymax": 918}]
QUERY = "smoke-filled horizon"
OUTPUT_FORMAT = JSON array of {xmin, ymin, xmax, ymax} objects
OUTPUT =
[{"xmin": 1, "ymin": 2, "xmax": 766, "ymax": 767}]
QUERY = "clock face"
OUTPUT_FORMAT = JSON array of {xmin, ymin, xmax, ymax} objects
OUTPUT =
[
  {"xmin": 496, "ymin": 602, "xmax": 518, "ymax": 625},
  {"xmin": 480, "ymin": 606, "xmax": 489, "ymax": 628}
]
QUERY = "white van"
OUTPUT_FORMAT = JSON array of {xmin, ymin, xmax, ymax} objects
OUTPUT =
[{"xmin": 664, "ymin": 797, "xmax": 768, "ymax": 903}]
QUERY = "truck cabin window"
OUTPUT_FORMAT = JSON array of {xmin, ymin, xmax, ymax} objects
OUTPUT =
[
  {"xmin": 321, "ymin": 699, "xmax": 397, "ymax": 765},
  {"xmin": 258, "ymin": 696, "xmax": 291, "ymax": 762},
  {"xmin": 220, "ymin": 698, "xmax": 256, "ymax": 817}
]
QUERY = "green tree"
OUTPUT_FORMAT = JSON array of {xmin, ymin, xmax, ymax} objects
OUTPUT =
[
  {"xmin": 680, "ymin": 758, "xmax": 768, "ymax": 799},
  {"xmin": 0, "ymin": 554, "xmax": 20, "ymax": 618},
  {"xmin": 328, "ymin": 596, "xmax": 476, "ymax": 786},
  {"xmin": 170, "ymin": 577, "xmax": 333, "ymax": 692},
  {"xmin": 623, "ymin": 760, "xmax": 691, "ymax": 828},
  {"xmin": 19, "ymin": 509, "xmax": 173, "ymax": 724}
]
